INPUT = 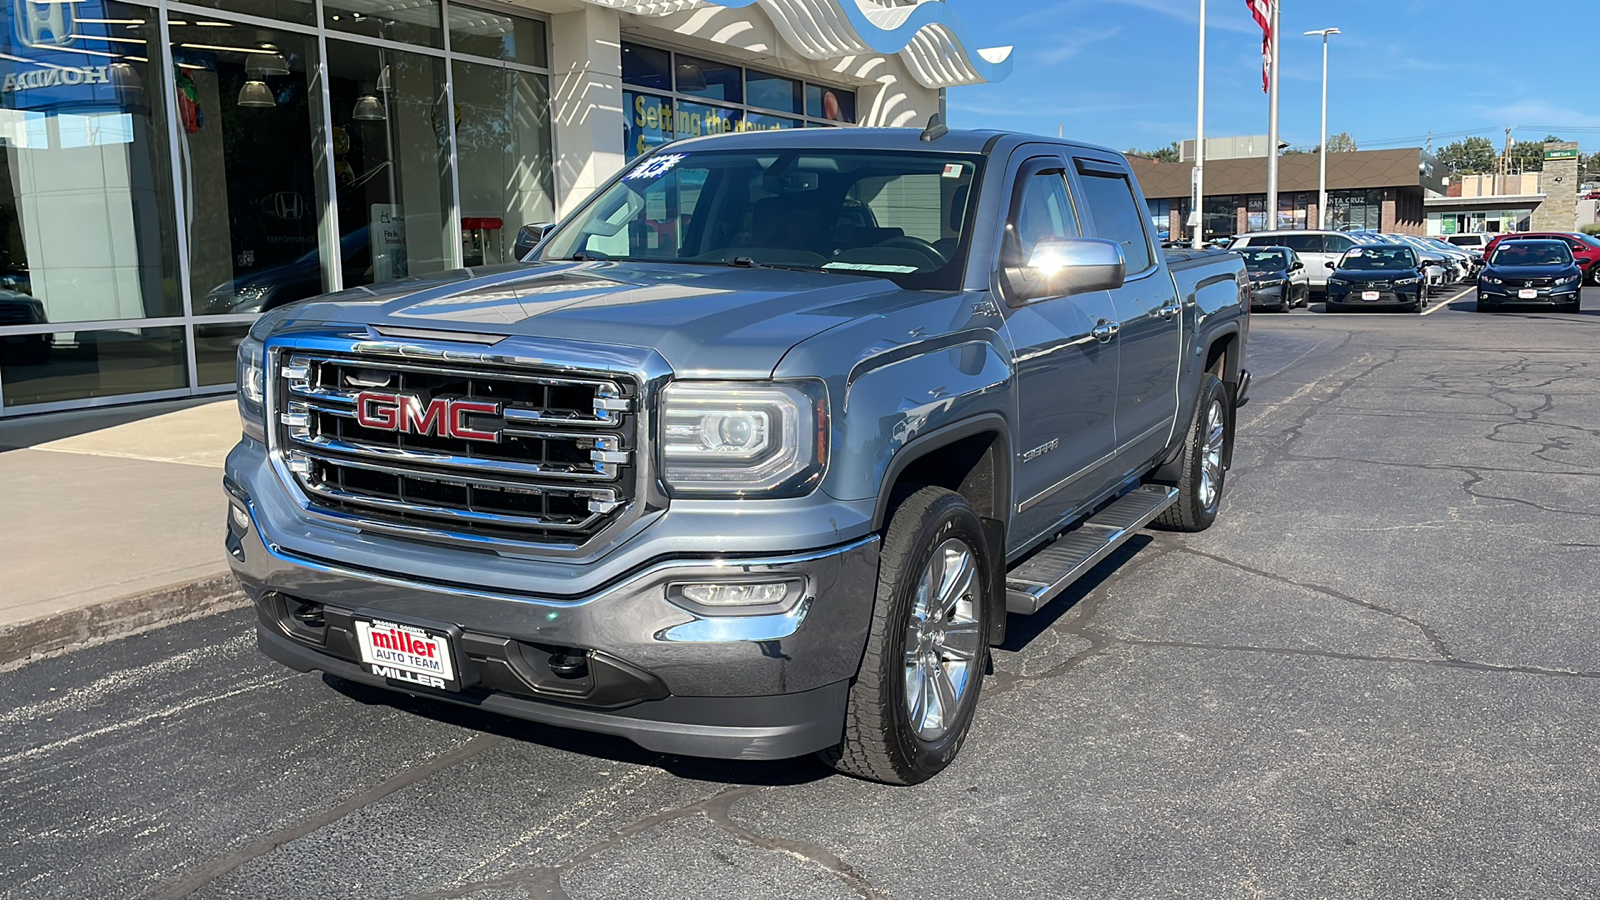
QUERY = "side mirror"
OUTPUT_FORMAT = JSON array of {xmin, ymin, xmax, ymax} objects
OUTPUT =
[
  {"xmin": 1291, "ymin": 260, "xmax": 1304, "ymax": 271},
  {"xmin": 1325, "ymin": 260, "xmax": 1336, "ymax": 269},
  {"xmin": 513, "ymin": 223, "xmax": 553, "ymax": 261},
  {"xmin": 1005, "ymin": 238, "xmax": 1126, "ymax": 302}
]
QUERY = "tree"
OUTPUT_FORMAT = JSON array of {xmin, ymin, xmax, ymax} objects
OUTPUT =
[
  {"xmin": 1507, "ymin": 139, "xmax": 1552, "ymax": 173},
  {"xmin": 1324, "ymin": 131, "xmax": 1358, "ymax": 153},
  {"xmin": 1436, "ymin": 136, "xmax": 1496, "ymax": 175},
  {"xmin": 1127, "ymin": 141, "xmax": 1181, "ymax": 163}
]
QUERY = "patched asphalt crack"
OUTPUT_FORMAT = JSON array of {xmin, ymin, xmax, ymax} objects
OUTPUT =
[
  {"xmin": 403, "ymin": 785, "xmax": 886, "ymax": 900},
  {"xmin": 1173, "ymin": 546, "xmax": 1455, "ymax": 660}
]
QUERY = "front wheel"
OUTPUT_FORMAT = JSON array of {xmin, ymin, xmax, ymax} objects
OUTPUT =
[
  {"xmin": 822, "ymin": 487, "xmax": 991, "ymax": 785},
  {"xmin": 1154, "ymin": 374, "xmax": 1230, "ymax": 533}
]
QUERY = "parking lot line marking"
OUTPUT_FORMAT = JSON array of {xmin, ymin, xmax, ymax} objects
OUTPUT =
[{"xmin": 1423, "ymin": 287, "xmax": 1473, "ymax": 314}]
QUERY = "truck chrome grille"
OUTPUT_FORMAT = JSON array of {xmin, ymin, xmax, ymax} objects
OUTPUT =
[{"xmin": 273, "ymin": 350, "xmax": 637, "ymax": 545}]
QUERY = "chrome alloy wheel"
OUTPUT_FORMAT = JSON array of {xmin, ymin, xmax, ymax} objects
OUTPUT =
[
  {"xmin": 1199, "ymin": 399, "xmax": 1227, "ymax": 511},
  {"xmin": 903, "ymin": 538, "xmax": 983, "ymax": 742}
]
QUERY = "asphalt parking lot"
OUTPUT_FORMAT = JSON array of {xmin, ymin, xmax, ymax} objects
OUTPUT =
[{"xmin": 4, "ymin": 290, "xmax": 1599, "ymax": 899}]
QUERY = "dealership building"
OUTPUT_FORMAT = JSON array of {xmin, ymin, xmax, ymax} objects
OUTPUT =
[
  {"xmin": 1128, "ymin": 145, "xmax": 1448, "ymax": 243},
  {"xmin": 0, "ymin": 0, "xmax": 1009, "ymax": 416}
]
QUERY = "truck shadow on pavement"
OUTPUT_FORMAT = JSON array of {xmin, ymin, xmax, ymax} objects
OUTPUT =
[{"xmin": 319, "ymin": 673, "xmax": 838, "ymax": 787}]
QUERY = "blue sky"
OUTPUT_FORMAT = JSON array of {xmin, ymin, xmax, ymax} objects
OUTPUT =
[{"xmin": 945, "ymin": 0, "xmax": 1600, "ymax": 155}]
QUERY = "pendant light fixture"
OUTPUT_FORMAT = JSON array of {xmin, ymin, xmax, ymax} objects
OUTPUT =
[
  {"xmin": 108, "ymin": 61, "xmax": 144, "ymax": 103},
  {"xmin": 246, "ymin": 43, "xmax": 289, "ymax": 77},
  {"xmin": 352, "ymin": 84, "xmax": 385, "ymax": 121},
  {"xmin": 374, "ymin": 64, "xmax": 392, "ymax": 93},
  {"xmin": 675, "ymin": 60, "xmax": 706, "ymax": 92},
  {"xmin": 238, "ymin": 79, "xmax": 275, "ymax": 107}
]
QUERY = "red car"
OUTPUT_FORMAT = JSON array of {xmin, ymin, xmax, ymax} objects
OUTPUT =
[{"xmin": 1484, "ymin": 232, "xmax": 1600, "ymax": 284}]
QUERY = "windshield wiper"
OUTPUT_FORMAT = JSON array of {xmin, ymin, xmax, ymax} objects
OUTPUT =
[{"xmin": 727, "ymin": 256, "xmax": 825, "ymax": 274}]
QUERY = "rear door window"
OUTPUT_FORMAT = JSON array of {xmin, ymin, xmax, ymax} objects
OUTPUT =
[
  {"xmin": 1323, "ymin": 234, "xmax": 1356, "ymax": 253},
  {"xmin": 1277, "ymin": 234, "xmax": 1321, "ymax": 253},
  {"xmin": 1074, "ymin": 163, "xmax": 1154, "ymax": 273}
]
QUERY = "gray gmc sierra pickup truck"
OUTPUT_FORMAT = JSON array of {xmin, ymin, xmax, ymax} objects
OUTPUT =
[{"xmin": 226, "ymin": 125, "xmax": 1250, "ymax": 785}]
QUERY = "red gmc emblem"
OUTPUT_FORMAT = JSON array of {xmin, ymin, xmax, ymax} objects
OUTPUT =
[{"xmin": 355, "ymin": 392, "xmax": 502, "ymax": 443}]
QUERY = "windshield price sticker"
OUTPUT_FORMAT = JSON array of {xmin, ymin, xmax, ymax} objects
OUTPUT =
[
  {"xmin": 625, "ymin": 153, "xmax": 688, "ymax": 181},
  {"xmin": 942, "ymin": 163, "xmax": 964, "ymax": 179},
  {"xmin": 1346, "ymin": 248, "xmax": 1363, "ymax": 257}
]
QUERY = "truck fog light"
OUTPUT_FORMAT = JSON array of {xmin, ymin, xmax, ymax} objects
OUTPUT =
[
  {"xmin": 229, "ymin": 503, "xmax": 251, "ymax": 531},
  {"xmin": 668, "ymin": 579, "xmax": 804, "ymax": 612}
]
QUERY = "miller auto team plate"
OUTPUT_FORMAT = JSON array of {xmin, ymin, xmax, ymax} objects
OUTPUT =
[{"xmin": 355, "ymin": 619, "xmax": 459, "ymax": 692}]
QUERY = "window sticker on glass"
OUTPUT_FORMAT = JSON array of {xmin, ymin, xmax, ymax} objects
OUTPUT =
[
  {"xmin": 823, "ymin": 262, "xmax": 920, "ymax": 273},
  {"xmin": 1346, "ymin": 248, "xmax": 1363, "ymax": 256},
  {"xmin": 625, "ymin": 153, "xmax": 688, "ymax": 181},
  {"xmin": 942, "ymin": 163, "xmax": 964, "ymax": 179}
]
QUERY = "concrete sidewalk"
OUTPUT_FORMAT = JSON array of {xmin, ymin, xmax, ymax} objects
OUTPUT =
[{"xmin": 0, "ymin": 398, "xmax": 245, "ymax": 667}]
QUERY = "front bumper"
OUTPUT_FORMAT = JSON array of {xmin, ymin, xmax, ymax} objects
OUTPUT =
[
  {"xmin": 1248, "ymin": 284, "xmax": 1288, "ymax": 308},
  {"xmin": 225, "ymin": 479, "xmax": 881, "ymax": 760},
  {"xmin": 1477, "ymin": 284, "xmax": 1581, "ymax": 306},
  {"xmin": 1326, "ymin": 286, "xmax": 1424, "ymax": 307}
]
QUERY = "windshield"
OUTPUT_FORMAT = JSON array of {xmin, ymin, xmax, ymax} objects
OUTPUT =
[
  {"xmin": 540, "ymin": 149, "xmax": 984, "ymax": 290},
  {"xmin": 1242, "ymin": 249, "xmax": 1289, "ymax": 271},
  {"xmin": 1446, "ymin": 235, "xmax": 1482, "ymax": 247},
  {"xmin": 1577, "ymin": 233, "xmax": 1600, "ymax": 249},
  {"xmin": 1336, "ymin": 246, "xmax": 1415, "ymax": 270},
  {"xmin": 1490, "ymin": 241, "xmax": 1573, "ymax": 267}
]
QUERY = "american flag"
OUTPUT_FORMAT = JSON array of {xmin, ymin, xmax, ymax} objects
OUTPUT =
[{"xmin": 1246, "ymin": 0, "xmax": 1273, "ymax": 93}]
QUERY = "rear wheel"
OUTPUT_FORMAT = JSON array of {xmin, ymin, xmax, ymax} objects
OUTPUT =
[
  {"xmin": 1154, "ymin": 375, "xmax": 1229, "ymax": 533},
  {"xmin": 823, "ymin": 487, "xmax": 991, "ymax": 785}
]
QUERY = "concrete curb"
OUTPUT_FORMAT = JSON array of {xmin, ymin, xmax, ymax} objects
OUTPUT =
[{"xmin": 0, "ymin": 574, "xmax": 247, "ymax": 668}]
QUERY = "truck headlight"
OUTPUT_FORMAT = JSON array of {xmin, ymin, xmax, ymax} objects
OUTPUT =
[
  {"xmin": 237, "ymin": 335, "xmax": 267, "ymax": 443},
  {"xmin": 1556, "ymin": 274, "xmax": 1580, "ymax": 286},
  {"xmin": 660, "ymin": 381, "xmax": 827, "ymax": 497}
]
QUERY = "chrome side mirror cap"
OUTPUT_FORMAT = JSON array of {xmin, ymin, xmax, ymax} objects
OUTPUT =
[{"xmin": 1006, "ymin": 238, "xmax": 1127, "ymax": 302}]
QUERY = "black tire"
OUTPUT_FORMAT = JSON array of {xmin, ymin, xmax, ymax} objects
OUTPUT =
[
  {"xmin": 1324, "ymin": 300, "xmax": 1343, "ymax": 313},
  {"xmin": 1566, "ymin": 300, "xmax": 1582, "ymax": 314},
  {"xmin": 822, "ymin": 487, "xmax": 991, "ymax": 785},
  {"xmin": 1153, "ymin": 374, "xmax": 1229, "ymax": 533},
  {"xmin": 1474, "ymin": 300, "xmax": 1487, "ymax": 313}
]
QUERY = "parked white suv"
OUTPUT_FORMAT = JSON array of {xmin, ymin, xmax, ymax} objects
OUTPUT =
[{"xmin": 1230, "ymin": 231, "xmax": 1362, "ymax": 292}]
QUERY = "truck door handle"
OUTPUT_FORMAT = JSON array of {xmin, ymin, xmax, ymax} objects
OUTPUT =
[
  {"xmin": 1158, "ymin": 303, "xmax": 1182, "ymax": 320},
  {"xmin": 1092, "ymin": 320, "xmax": 1121, "ymax": 343}
]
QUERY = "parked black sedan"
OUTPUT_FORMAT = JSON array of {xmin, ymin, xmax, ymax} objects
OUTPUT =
[
  {"xmin": 1241, "ymin": 247, "xmax": 1310, "ymax": 311},
  {"xmin": 1476, "ymin": 239, "xmax": 1583, "ymax": 313},
  {"xmin": 1323, "ymin": 245, "xmax": 1428, "ymax": 313}
]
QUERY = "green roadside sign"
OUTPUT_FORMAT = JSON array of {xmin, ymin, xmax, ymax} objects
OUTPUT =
[{"xmin": 1545, "ymin": 148, "xmax": 1580, "ymax": 161}]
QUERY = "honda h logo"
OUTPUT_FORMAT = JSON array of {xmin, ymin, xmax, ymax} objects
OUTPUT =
[
  {"xmin": 16, "ymin": 0, "xmax": 72, "ymax": 49},
  {"xmin": 355, "ymin": 392, "xmax": 502, "ymax": 443},
  {"xmin": 274, "ymin": 192, "xmax": 304, "ymax": 220}
]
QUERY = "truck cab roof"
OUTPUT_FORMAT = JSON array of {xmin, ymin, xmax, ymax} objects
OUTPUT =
[{"xmin": 658, "ymin": 126, "xmax": 1123, "ymax": 160}]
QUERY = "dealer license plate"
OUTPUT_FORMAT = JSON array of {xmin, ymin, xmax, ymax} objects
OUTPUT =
[
  {"xmin": 1519, "ymin": 288, "xmax": 1538, "ymax": 299},
  {"xmin": 1362, "ymin": 290, "xmax": 1380, "ymax": 301},
  {"xmin": 355, "ymin": 619, "xmax": 458, "ymax": 691}
]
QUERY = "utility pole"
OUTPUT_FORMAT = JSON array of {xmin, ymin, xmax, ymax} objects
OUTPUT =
[
  {"xmin": 1192, "ymin": 0, "xmax": 1206, "ymax": 248},
  {"xmin": 1305, "ymin": 27, "xmax": 1340, "ymax": 230}
]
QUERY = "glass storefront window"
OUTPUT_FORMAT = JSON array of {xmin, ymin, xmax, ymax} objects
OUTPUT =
[
  {"xmin": 194, "ymin": 322, "xmax": 249, "ymax": 386},
  {"xmin": 174, "ymin": 0, "xmax": 316, "ymax": 27},
  {"xmin": 674, "ymin": 54, "xmax": 740, "ymax": 104},
  {"xmin": 622, "ymin": 44, "xmax": 671, "ymax": 92},
  {"xmin": 452, "ymin": 59, "xmax": 553, "ymax": 266},
  {"xmin": 326, "ymin": 40, "xmax": 454, "ymax": 287},
  {"xmin": 1, "ymin": 325, "xmax": 186, "ymax": 408},
  {"xmin": 0, "ymin": 1, "xmax": 182, "ymax": 328},
  {"xmin": 624, "ymin": 90, "xmax": 673, "ymax": 160},
  {"xmin": 170, "ymin": 23, "xmax": 330, "ymax": 316},
  {"xmin": 747, "ymin": 70, "xmax": 801, "ymax": 115},
  {"xmin": 448, "ymin": 5, "xmax": 546, "ymax": 68},
  {"xmin": 805, "ymin": 84, "xmax": 856, "ymax": 123},
  {"xmin": 325, "ymin": 0, "xmax": 443, "ymax": 50}
]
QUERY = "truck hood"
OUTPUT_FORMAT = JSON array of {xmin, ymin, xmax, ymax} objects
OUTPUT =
[{"xmin": 286, "ymin": 260, "xmax": 939, "ymax": 377}]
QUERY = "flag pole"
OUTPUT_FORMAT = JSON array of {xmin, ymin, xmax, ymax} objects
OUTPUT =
[
  {"xmin": 1265, "ymin": 0, "xmax": 1281, "ymax": 231},
  {"xmin": 1192, "ymin": 0, "xmax": 1206, "ymax": 249}
]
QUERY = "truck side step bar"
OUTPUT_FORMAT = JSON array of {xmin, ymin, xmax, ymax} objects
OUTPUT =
[{"xmin": 1004, "ymin": 484, "xmax": 1179, "ymax": 615}]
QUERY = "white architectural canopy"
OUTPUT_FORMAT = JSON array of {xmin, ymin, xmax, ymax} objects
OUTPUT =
[{"xmin": 582, "ymin": 0, "xmax": 1013, "ymax": 87}]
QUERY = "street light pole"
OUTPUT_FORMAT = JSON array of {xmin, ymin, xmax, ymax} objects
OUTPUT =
[
  {"xmin": 1192, "ymin": 0, "xmax": 1206, "ymax": 249},
  {"xmin": 1305, "ymin": 28, "xmax": 1340, "ymax": 230}
]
